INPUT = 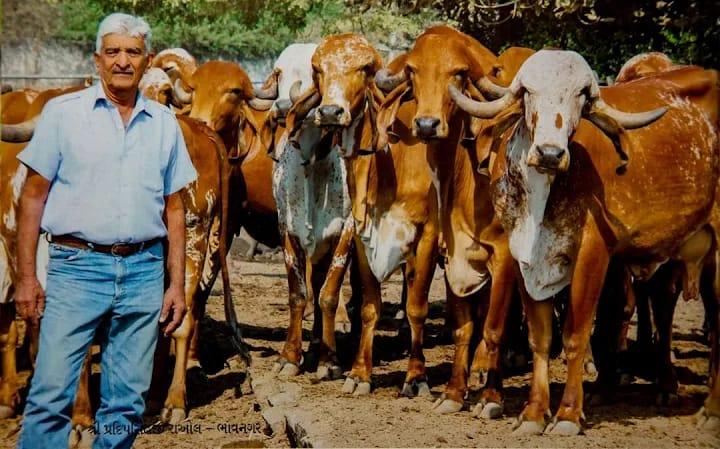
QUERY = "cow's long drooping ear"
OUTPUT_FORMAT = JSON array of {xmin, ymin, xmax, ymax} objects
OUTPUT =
[
  {"xmin": 375, "ymin": 81, "xmax": 412, "ymax": 151},
  {"xmin": 285, "ymin": 86, "xmax": 320, "ymax": 137},
  {"xmin": 239, "ymin": 103, "xmax": 275, "ymax": 161}
]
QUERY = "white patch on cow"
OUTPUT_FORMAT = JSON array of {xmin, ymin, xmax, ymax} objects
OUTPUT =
[
  {"xmin": 3, "ymin": 164, "xmax": 27, "ymax": 230},
  {"xmin": 0, "ymin": 237, "xmax": 11, "ymax": 304},
  {"xmin": 360, "ymin": 207, "xmax": 416, "ymax": 282},
  {"xmin": 156, "ymin": 48, "xmax": 196, "ymax": 67},
  {"xmin": 140, "ymin": 68, "xmax": 172, "ymax": 93},
  {"xmin": 199, "ymin": 218, "xmax": 219, "ymax": 290},
  {"xmin": 273, "ymin": 119, "xmax": 351, "ymax": 264},
  {"xmin": 273, "ymin": 43, "xmax": 318, "ymax": 103},
  {"xmin": 444, "ymin": 231, "xmax": 490, "ymax": 297}
]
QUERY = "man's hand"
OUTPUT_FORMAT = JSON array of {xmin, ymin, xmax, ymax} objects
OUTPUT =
[
  {"xmin": 159, "ymin": 284, "xmax": 185, "ymax": 336},
  {"xmin": 15, "ymin": 276, "xmax": 46, "ymax": 326}
]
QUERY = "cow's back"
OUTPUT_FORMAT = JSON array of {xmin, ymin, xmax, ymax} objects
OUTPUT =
[{"xmin": 570, "ymin": 69, "xmax": 718, "ymax": 257}]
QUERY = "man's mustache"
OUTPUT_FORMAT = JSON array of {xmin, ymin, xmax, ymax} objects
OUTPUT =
[{"xmin": 112, "ymin": 70, "xmax": 134, "ymax": 75}]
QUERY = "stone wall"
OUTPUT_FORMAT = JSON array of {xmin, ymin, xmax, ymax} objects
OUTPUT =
[{"xmin": 1, "ymin": 39, "xmax": 274, "ymax": 89}]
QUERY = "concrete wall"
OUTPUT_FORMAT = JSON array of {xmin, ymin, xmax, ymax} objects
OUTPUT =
[{"xmin": 1, "ymin": 39, "xmax": 274, "ymax": 89}]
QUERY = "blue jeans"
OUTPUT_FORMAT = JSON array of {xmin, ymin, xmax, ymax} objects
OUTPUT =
[{"xmin": 17, "ymin": 241, "xmax": 164, "ymax": 449}]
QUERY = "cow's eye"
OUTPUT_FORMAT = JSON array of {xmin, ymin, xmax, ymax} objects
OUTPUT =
[{"xmin": 229, "ymin": 88, "xmax": 243, "ymax": 97}]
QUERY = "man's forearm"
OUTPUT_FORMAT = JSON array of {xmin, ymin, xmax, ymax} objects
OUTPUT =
[
  {"xmin": 17, "ymin": 174, "xmax": 50, "ymax": 279},
  {"xmin": 164, "ymin": 193, "xmax": 186, "ymax": 290}
]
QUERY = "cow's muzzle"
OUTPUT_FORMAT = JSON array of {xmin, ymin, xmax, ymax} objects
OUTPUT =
[
  {"xmin": 527, "ymin": 144, "xmax": 569, "ymax": 173},
  {"xmin": 413, "ymin": 116, "xmax": 441, "ymax": 139},
  {"xmin": 315, "ymin": 104, "xmax": 349, "ymax": 126}
]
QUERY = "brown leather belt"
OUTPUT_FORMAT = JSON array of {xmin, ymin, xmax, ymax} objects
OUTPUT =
[{"xmin": 50, "ymin": 234, "xmax": 163, "ymax": 257}]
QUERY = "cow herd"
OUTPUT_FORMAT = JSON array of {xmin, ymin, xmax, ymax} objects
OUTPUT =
[{"xmin": 1, "ymin": 23, "xmax": 719, "ymax": 442}]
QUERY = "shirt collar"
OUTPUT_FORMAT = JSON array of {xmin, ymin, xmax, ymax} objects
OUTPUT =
[{"xmin": 89, "ymin": 82, "xmax": 153, "ymax": 118}]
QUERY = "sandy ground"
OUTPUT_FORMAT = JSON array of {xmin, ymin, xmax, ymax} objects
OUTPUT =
[{"xmin": 1, "ymin": 249, "xmax": 719, "ymax": 448}]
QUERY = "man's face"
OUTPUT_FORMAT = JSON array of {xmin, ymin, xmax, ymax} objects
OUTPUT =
[{"xmin": 94, "ymin": 33, "xmax": 152, "ymax": 94}]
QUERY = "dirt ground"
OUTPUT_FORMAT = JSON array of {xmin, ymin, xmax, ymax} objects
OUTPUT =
[{"xmin": 2, "ymin": 248, "xmax": 720, "ymax": 448}]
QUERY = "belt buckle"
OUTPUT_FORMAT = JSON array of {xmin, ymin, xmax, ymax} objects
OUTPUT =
[{"xmin": 110, "ymin": 243, "xmax": 124, "ymax": 256}]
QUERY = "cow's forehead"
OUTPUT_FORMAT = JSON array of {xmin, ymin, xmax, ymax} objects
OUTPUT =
[
  {"xmin": 518, "ymin": 50, "xmax": 594, "ymax": 93},
  {"xmin": 407, "ymin": 35, "xmax": 467, "ymax": 70},
  {"xmin": 140, "ymin": 68, "xmax": 171, "ymax": 90},
  {"xmin": 314, "ymin": 35, "xmax": 375, "ymax": 71}
]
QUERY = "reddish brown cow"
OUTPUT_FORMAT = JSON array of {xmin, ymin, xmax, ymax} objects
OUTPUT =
[
  {"xmin": 374, "ymin": 25, "xmax": 525, "ymax": 417},
  {"xmin": 1, "ymin": 89, "xmax": 39, "ymax": 124},
  {"xmin": 456, "ymin": 50, "xmax": 718, "ymax": 435}
]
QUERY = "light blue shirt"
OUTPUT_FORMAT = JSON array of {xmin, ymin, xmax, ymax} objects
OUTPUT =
[{"xmin": 17, "ymin": 83, "xmax": 197, "ymax": 245}]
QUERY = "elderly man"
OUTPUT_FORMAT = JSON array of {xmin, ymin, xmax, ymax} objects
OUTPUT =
[{"xmin": 15, "ymin": 13, "xmax": 196, "ymax": 449}]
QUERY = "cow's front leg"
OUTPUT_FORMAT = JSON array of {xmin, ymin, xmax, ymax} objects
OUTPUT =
[
  {"xmin": 0, "ymin": 302, "xmax": 19, "ymax": 418},
  {"xmin": 343, "ymin": 237, "xmax": 380, "ymax": 396},
  {"xmin": 315, "ymin": 219, "xmax": 354, "ymax": 381},
  {"xmin": 399, "ymin": 224, "xmax": 436, "ymax": 399},
  {"xmin": 69, "ymin": 347, "xmax": 95, "ymax": 448},
  {"xmin": 470, "ymin": 232, "xmax": 515, "ymax": 419},
  {"xmin": 548, "ymin": 218, "xmax": 609, "ymax": 436},
  {"xmin": 696, "ymin": 258, "xmax": 720, "ymax": 432},
  {"xmin": 432, "ymin": 279, "xmax": 472, "ymax": 414},
  {"xmin": 512, "ymin": 287, "xmax": 553, "ymax": 435},
  {"xmin": 274, "ymin": 234, "xmax": 308, "ymax": 377}
]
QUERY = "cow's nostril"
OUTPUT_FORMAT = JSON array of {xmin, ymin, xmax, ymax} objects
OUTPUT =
[
  {"xmin": 415, "ymin": 116, "xmax": 441, "ymax": 131},
  {"xmin": 537, "ymin": 144, "xmax": 565, "ymax": 160},
  {"xmin": 318, "ymin": 104, "xmax": 344, "ymax": 118}
]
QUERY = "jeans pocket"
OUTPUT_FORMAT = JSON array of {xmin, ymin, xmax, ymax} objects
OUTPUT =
[
  {"xmin": 48, "ymin": 243, "xmax": 85, "ymax": 261},
  {"xmin": 146, "ymin": 242, "xmax": 165, "ymax": 261}
]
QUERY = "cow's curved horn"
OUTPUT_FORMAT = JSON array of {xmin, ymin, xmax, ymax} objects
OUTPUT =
[
  {"xmin": 449, "ymin": 84, "xmax": 516, "ymax": 119},
  {"xmin": 173, "ymin": 78, "xmax": 193, "ymax": 104},
  {"xmin": 289, "ymin": 80, "xmax": 303, "ymax": 104},
  {"xmin": 254, "ymin": 69, "xmax": 279, "ymax": 100},
  {"xmin": 476, "ymin": 76, "xmax": 509, "ymax": 99},
  {"xmin": 248, "ymin": 98, "xmax": 274, "ymax": 111},
  {"xmin": 1, "ymin": 116, "xmax": 39, "ymax": 142},
  {"xmin": 293, "ymin": 91, "xmax": 321, "ymax": 121},
  {"xmin": 590, "ymin": 98, "xmax": 667, "ymax": 129},
  {"xmin": 375, "ymin": 68, "xmax": 407, "ymax": 93}
]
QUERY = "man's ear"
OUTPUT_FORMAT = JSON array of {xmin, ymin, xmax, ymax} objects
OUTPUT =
[{"xmin": 145, "ymin": 53, "xmax": 155, "ymax": 69}]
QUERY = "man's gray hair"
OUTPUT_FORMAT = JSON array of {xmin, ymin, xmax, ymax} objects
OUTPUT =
[{"xmin": 96, "ymin": 13, "xmax": 152, "ymax": 54}]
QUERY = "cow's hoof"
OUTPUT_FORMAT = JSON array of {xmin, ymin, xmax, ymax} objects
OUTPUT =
[
  {"xmin": 656, "ymin": 392, "xmax": 679, "ymax": 406},
  {"xmin": 0, "ymin": 405, "xmax": 15, "ymax": 419},
  {"xmin": 342, "ymin": 376, "xmax": 371, "ymax": 396},
  {"xmin": 472, "ymin": 400, "xmax": 503, "ymax": 419},
  {"xmin": 160, "ymin": 407, "xmax": 187, "ymax": 424},
  {"xmin": 272, "ymin": 360, "xmax": 300, "ymax": 378},
  {"xmin": 431, "ymin": 395, "xmax": 463, "ymax": 414},
  {"xmin": 68, "ymin": 424, "xmax": 95, "ymax": 449},
  {"xmin": 511, "ymin": 417, "xmax": 545, "ymax": 436},
  {"xmin": 695, "ymin": 407, "xmax": 720, "ymax": 432},
  {"xmin": 399, "ymin": 378, "xmax": 431, "ymax": 398},
  {"xmin": 584, "ymin": 360, "xmax": 598, "ymax": 376},
  {"xmin": 316, "ymin": 363, "xmax": 342, "ymax": 381},
  {"xmin": 545, "ymin": 419, "xmax": 582, "ymax": 436}
]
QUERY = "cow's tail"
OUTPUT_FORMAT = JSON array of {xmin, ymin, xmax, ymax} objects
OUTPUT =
[{"xmin": 213, "ymin": 132, "xmax": 251, "ymax": 366}]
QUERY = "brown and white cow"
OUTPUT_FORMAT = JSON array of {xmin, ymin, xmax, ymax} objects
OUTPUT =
[
  {"xmin": 151, "ymin": 48, "xmax": 198, "ymax": 112},
  {"xmin": 456, "ymin": 49, "xmax": 717, "ymax": 435},
  {"xmin": 270, "ymin": 34, "xmax": 381, "ymax": 381},
  {"xmin": 1, "ymin": 89, "xmax": 39, "ymax": 124},
  {"xmin": 374, "ymin": 25, "xmax": 530, "ymax": 417}
]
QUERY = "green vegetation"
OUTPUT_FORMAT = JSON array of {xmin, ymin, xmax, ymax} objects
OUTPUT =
[{"xmin": 3, "ymin": 0, "xmax": 717, "ymax": 77}]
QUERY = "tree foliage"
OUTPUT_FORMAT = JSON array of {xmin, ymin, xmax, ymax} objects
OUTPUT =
[{"xmin": 3, "ymin": 0, "xmax": 717, "ymax": 77}]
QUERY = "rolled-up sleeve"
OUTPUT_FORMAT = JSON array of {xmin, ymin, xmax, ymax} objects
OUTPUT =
[
  {"xmin": 16, "ymin": 103, "xmax": 61, "ymax": 182},
  {"xmin": 164, "ymin": 118, "xmax": 198, "ymax": 195}
]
